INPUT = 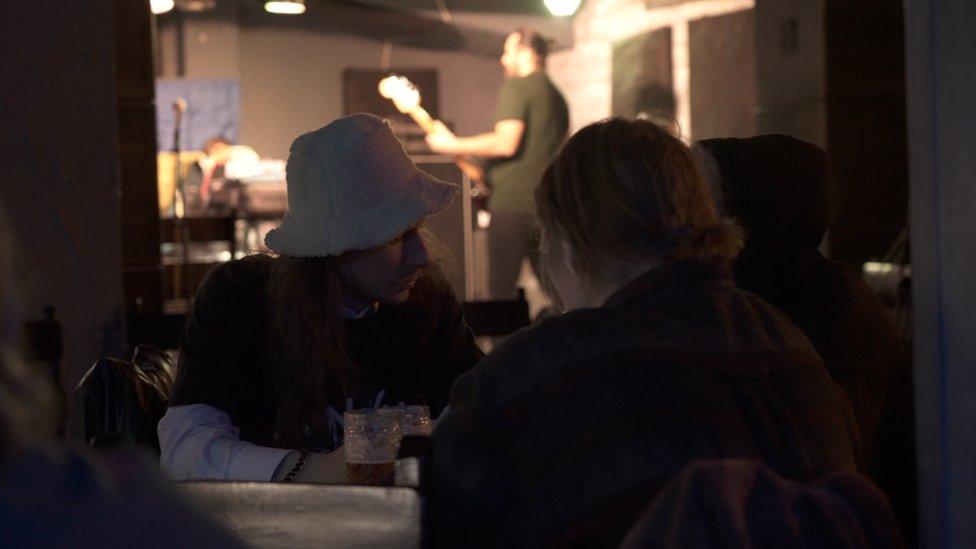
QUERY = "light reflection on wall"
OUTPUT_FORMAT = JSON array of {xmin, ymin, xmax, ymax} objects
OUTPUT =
[{"xmin": 548, "ymin": 0, "xmax": 755, "ymax": 142}]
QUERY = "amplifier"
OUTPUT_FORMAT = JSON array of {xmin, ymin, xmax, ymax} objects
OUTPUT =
[{"xmin": 414, "ymin": 159, "xmax": 474, "ymax": 300}]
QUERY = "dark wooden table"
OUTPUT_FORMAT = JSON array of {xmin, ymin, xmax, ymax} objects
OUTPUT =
[{"xmin": 179, "ymin": 482, "xmax": 421, "ymax": 548}]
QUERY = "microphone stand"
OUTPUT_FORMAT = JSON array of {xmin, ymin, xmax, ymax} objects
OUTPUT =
[{"xmin": 171, "ymin": 99, "xmax": 190, "ymax": 301}]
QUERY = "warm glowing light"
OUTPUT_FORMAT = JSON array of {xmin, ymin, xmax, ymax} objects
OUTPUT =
[
  {"xmin": 544, "ymin": 0, "xmax": 581, "ymax": 17},
  {"xmin": 150, "ymin": 0, "xmax": 174, "ymax": 14},
  {"xmin": 179, "ymin": 0, "xmax": 217, "ymax": 12},
  {"xmin": 265, "ymin": 0, "xmax": 306, "ymax": 14},
  {"xmin": 378, "ymin": 75, "xmax": 421, "ymax": 113}
]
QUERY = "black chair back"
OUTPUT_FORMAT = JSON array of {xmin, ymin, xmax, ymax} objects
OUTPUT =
[
  {"xmin": 461, "ymin": 289, "xmax": 531, "ymax": 337},
  {"xmin": 127, "ymin": 312, "xmax": 187, "ymax": 353},
  {"xmin": 22, "ymin": 305, "xmax": 67, "ymax": 436},
  {"xmin": 69, "ymin": 345, "xmax": 174, "ymax": 452}
]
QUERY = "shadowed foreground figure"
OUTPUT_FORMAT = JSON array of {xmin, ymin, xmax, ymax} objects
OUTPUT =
[
  {"xmin": 425, "ymin": 119, "xmax": 862, "ymax": 548},
  {"xmin": 0, "ymin": 204, "xmax": 243, "ymax": 548},
  {"xmin": 695, "ymin": 135, "xmax": 916, "ymax": 542}
]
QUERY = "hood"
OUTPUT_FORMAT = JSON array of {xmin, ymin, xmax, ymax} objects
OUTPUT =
[{"xmin": 695, "ymin": 135, "xmax": 837, "ymax": 253}]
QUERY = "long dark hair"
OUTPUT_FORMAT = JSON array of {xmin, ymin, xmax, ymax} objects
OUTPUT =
[{"xmin": 266, "ymin": 255, "xmax": 356, "ymax": 449}]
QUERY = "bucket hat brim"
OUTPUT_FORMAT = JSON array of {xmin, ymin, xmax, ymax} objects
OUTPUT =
[{"xmin": 264, "ymin": 170, "xmax": 458, "ymax": 257}]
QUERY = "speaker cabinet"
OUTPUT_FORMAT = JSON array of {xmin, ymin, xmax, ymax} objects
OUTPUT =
[{"xmin": 414, "ymin": 160, "xmax": 468, "ymax": 299}]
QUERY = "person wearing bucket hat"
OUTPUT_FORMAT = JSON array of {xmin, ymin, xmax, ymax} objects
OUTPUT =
[
  {"xmin": 158, "ymin": 114, "xmax": 483, "ymax": 483},
  {"xmin": 265, "ymin": 113, "xmax": 459, "ymax": 258}
]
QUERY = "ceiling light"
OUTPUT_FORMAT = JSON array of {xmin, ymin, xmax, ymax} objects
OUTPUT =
[
  {"xmin": 177, "ymin": 0, "xmax": 217, "ymax": 12},
  {"xmin": 150, "ymin": 0, "xmax": 175, "ymax": 14},
  {"xmin": 265, "ymin": 0, "xmax": 306, "ymax": 14},
  {"xmin": 544, "ymin": 0, "xmax": 581, "ymax": 17}
]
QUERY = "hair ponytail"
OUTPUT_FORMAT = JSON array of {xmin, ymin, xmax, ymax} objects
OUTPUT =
[{"xmin": 672, "ymin": 219, "xmax": 745, "ymax": 262}]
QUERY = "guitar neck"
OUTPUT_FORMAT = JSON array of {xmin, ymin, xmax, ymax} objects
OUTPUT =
[
  {"xmin": 406, "ymin": 107, "xmax": 437, "ymax": 135},
  {"xmin": 402, "ymin": 104, "xmax": 485, "ymax": 184}
]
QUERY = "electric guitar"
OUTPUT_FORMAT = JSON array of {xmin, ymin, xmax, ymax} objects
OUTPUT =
[{"xmin": 378, "ymin": 75, "xmax": 490, "ymax": 201}]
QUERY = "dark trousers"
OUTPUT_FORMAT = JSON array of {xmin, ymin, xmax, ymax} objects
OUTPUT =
[{"xmin": 488, "ymin": 211, "xmax": 540, "ymax": 299}]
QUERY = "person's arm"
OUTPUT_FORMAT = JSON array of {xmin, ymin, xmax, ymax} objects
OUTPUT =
[
  {"xmin": 425, "ymin": 77, "xmax": 528, "ymax": 159},
  {"xmin": 423, "ymin": 367, "xmax": 514, "ymax": 547},
  {"xmin": 158, "ymin": 404, "xmax": 296, "ymax": 481},
  {"xmin": 425, "ymin": 119, "xmax": 525, "ymax": 158},
  {"xmin": 159, "ymin": 404, "xmax": 348, "ymax": 483}
]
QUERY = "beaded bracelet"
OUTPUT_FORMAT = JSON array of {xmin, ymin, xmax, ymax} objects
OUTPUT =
[{"xmin": 282, "ymin": 448, "xmax": 310, "ymax": 483}]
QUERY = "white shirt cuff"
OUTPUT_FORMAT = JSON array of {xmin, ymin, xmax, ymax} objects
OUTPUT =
[{"xmin": 227, "ymin": 446, "xmax": 297, "ymax": 481}]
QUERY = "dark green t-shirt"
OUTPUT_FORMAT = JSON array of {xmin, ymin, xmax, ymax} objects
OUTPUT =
[{"xmin": 487, "ymin": 71, "xmax": 569, "ymax": 215}]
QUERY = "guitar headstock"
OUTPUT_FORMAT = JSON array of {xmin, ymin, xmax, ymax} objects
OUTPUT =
[{"xmin": 378, "ymin": 74, "xmax": 421, "ymax": 114}]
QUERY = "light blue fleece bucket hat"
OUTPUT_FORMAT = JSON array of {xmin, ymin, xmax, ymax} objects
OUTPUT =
[{"xmin": 265, "ymin": 113, "xmax": 458, "ymax": 256}]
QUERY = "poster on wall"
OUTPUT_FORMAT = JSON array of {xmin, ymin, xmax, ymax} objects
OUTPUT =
[{"xmin": 155, "ymin": 78, "xmax": 241, "ymax": 152}]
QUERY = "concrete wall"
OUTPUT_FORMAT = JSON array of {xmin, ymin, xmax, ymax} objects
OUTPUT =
[
  {"xmin": 611, "ymin": 28, "xmax": 674, "ymax": 121},
  {"xmin": 548, "ymin": 0, "xmax": 824, "ymax": 146},
  {"xmin": 0, "ymin": 2, "xmax": 126, "ymax": 390},
  {"xmin": 548, "ymin": 0, "xmax": 756, "ymax": 138},
  {"xmin": 688, "ymin": 9, "xmax": 758, "ymax": 139},
  {"xmin": 423, "ymin": 10, "xmax": 573, "ymax": 48},
  {"xmin": 158, "ymin": 12, "xmax": 505, "ymax": 159},
  {"xmin": 754, "ymin": 0, "xmax": 825, "ymax": 146},
  {"xmin": 237, "ymin": 30, "xmax": 504, "ymax": 159}
]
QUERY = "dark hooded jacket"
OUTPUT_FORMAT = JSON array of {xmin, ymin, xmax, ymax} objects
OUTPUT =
[
  {"xmin": 619, "ymin": 459, "xmax": 904, "ymax": 549},
  {"xmin": 424, "ymin": 259, "xmax": 860, "ymax": 548},
  {"xmin": 696, "ymin": 135, "xmax": 916, "ymax": 542}
]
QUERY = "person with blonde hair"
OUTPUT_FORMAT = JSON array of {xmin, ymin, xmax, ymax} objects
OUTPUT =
[{"xmin": 425, "ymin": 118, "xmax": 862, "ymax": 547}]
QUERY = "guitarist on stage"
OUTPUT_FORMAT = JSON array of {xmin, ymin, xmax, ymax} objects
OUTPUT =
[{"xmin": 426, "ymin": 28, "xmax": 569, "ymax": 300}]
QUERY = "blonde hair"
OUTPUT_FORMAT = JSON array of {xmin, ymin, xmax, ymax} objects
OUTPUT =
[{"xmin": 535, "ymin": 118, "xmax": 744, "ymax": 285}]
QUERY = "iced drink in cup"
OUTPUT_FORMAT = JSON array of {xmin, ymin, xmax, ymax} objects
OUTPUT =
[
  {"xmin": 344, "ymin": 408, "xmax": 402, "ymax": 486},
  {"xmin": 396, "ymin": 405, "xmax": 432, "ymax": 459}
]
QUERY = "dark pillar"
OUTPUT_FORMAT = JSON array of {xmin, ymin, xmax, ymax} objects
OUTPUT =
[
  {"xmin": 823, "ymin": 0, "xmax": 908, "ymax": 267},
  {"xmin": 114, "ymin": 0, "xmax": 165, "ymax": 318},
  {"xmin": 0, "ymin": 1, "xmax": 126, "ymax": 389}
]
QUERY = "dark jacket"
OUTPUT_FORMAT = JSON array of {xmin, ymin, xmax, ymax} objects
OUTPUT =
[
  {"xmin": 424, "ymin": 259, "xmax": 860, "ymax": 548},
  {"xmin": 697, "ymin": 135, "xmax": 916, "ymax": 540},
  {"xmin": 169, "ymin": 254, "xmax": 483, "ymax": 450},
  {"xmin": 619, "ymin": 459, "xmax": 903, "ymax": 549}
]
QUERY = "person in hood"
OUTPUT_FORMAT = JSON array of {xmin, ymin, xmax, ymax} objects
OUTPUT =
[{"xmin": 694, "ymin": 134, "xmax": 916, "ymax": 541}]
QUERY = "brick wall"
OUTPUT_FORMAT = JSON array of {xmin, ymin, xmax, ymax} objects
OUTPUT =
[{"xmin": 548, "ymin": 0, "xmax": 757, "ymax": 139}]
